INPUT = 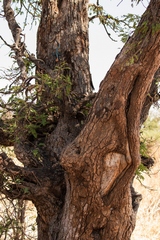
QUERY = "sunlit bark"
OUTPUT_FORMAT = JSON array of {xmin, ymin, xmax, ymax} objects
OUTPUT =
[{"xmin": 1, "ymin": 0, "xmax": 160, "ymax": 239}]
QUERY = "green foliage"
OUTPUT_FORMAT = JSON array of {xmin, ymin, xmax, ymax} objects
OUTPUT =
[
  {"xmin": 0, "ymin": 61, "xmax": 71, "ymax": 140},
  {"xmin": 140, "ymin": 139, "xmax": 149, "ymax": 157},
  {"xmin": 136, "ymin": 163, "xmax": 150, "ymax": 181},
  {"xmin": 38, "ymin": 63, "xmax": 72, "ymax": 100},
  {"xmin": 79, "ymin": 102, "xmax": 92, "ymax": 117},
  {"xmin": 136, "ymin": 115, "xmax": 160, "ymax": 182},
  {"xmin": 32, "ymin": 148, "xmax": 42, "ymax": 161},
  {"xmin": 23, "ymin": 58, "xmax": 35, "ymax": 75},
  {"xmin": 141, "ymin": 116, "xmax": 160, "ymax": 145},
  {"xmin": 88, "ymin": 3, "xmax": 140, "ymax": 42},
  {"xmin": 11, "ymin": 0, "xmax": 41, "ymax": 28},
  {"xmin": 88, "ymin": 3, "xmax": 104, "ymax": 20},
  {"xmin": 135, "ymin": 139, "xmax": 151, "ymax": 182},
  {"xmin": 130, "ymin": 0, "xmax": 142, "ymax": 7},
  {"xmin": 118, "ymin": 14, "xmax": 140, "ymax": 43},
  {"xmin": 127, "ymin": 52, "xmax": 139, "ymax": 65}
]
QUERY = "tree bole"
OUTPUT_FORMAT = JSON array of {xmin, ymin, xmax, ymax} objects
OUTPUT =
[{"xmin": 1, "ymin": 0, "xmax": 160, "ymax": 239}]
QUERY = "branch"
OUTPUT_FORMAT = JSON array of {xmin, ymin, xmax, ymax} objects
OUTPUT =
[
  {"xmin": 0, "ymin": 35, "xmax": 12, "ymax": 48},
  {"xmin": 26, "ymin": 51, "xmax": 58, "ymax": 78},
  {"xmin": 89, "ymin": 13, "xmax": 117, "ymax": 41},
  {"xmin": 0, "ymin": 152, "xmax": 65, "ymax": 200},
  {"xmin": 71, "ymin": 92, "xmax": 97, "ymax": 114},
  {"xmin": 102, "ymin": 23, "xmax": 117, "ymax": 42},
  {"xmin": 3, "ymin": 0, "xmax": 27, "ymax": 80}
]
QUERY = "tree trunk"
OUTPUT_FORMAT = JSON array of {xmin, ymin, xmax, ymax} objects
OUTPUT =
[
  {"xmin": 37, "ymin": 0, "xmax": 93, "ymax": 96},
  {"xmin": 1, "ymin": 0, "xmax": 160, "ymax": 239},
  {"xmin": 59, "ymin": 1, "xmax": 160, "ymax": 238},
  {"xmin": 38, "ymin": 0, "xmax": 159, "ymax": 238}
]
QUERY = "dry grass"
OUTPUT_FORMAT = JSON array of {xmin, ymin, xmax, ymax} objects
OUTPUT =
[{"xmin": 131, "ymin": 144, "xmax": 160, "ymax": 240}]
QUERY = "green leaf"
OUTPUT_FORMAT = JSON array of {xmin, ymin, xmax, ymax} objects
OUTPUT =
[
  {"xmin": 32, "ymin": 149, "xmax": 39, "ymax": 157},
  {"xmin": 23, "ymin": 187, "xmax": 30, "ymax": 194},
  {"xmin": 27, "ymin": 124, "xmax": 38, "ymax": 138}
]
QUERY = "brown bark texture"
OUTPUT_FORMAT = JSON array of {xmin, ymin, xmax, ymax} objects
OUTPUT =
[{"xmin": 0, "ymin": 0, "xmax": 160, "ymax": 240}]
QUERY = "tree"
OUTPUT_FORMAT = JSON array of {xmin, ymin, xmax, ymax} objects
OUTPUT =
[
  {"xmin": 0, "ymin": 0, "xmax": 160, "ymax": 239},
  {"xmin": 0, "ymin": 194, "xmax": 36, "ymax": 240}
]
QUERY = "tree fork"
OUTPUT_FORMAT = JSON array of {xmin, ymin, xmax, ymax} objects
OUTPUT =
[
  {"xmin": 1, "ymin": 0, "xmax": 160, "ymax": 239},
  {"xmin": 60, "ymin": 1, "xmax": 160, "ymax": 239}
]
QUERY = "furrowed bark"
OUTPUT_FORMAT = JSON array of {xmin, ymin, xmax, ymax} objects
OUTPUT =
[
  {"xmin": 1, "ymin": 0, "xmax": 160, "ymax": 239},
  {"xmin": 37, "ymin": 0, "xmax": 93, "ymax": 96},
  {"xmin": 60, "ymin": 1, "xmax": 160, "ymax": 239}
]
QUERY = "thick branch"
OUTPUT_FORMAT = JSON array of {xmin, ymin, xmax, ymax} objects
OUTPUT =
[
  {"xmin": 60, "ymin": 1, "xmax": 160, "ymax": 237},
  {"xmin": 0, "ymin": 152, "xmax": 65, "ymax": 200}
]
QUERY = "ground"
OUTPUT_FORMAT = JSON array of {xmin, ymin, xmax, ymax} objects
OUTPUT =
[{"xmin": 131, "ymin": 143, "xmax": 160, "ymax": 240}]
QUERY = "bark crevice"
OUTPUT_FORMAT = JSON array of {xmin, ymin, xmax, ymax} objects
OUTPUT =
[{"xmin": 1, "ymin": 0, "xmax": 160, "ymax": 239}]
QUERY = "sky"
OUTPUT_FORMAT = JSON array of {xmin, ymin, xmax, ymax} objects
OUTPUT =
[
  {"xmin": 0, "ymin": 0, "xmax": 149, "ymax": 91},
  {"xmin": 89, "ymin": 0, "xmax": 149, "ymax": 90}
]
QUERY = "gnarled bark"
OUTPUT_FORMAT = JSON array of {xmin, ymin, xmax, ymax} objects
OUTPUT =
[
  {"xmin": 60, "ymin": 1, "xmax": 160, "ymax": 238},
  {"xmin": 0, "ymin": 0, "xmax": 160, "ymax": 239}
]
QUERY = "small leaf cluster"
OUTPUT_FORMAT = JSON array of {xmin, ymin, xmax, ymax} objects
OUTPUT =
[
  {"xmin": 135, "ymin": 163, "xmax": 149, "ymax": 181},
  {"xmin": 88, "ymin": 3, "xmax": 140, "ymax": 42},
  {"xmin": 38, "ymin": 62, "xmax": 72, "ymax": 100},
  {"xmin": 130, "ymin": 0, "xmax": 142, "ymax": 7},
  {"xmin": 135, "ymin": 115, "xmax": 160, "ymax": 182},
  {"xmin": 11, "ymin": 0, "xmax": 41, "ymax": 28},
  {"xmin": 0, "ymin": 62, "xmax": 71, "ymax": 140},
  {"xmin": 118, "ymin": 14, "xmax": 140, "ymax": 43},
  {"xmin": 135, "ymin": 138, "xmax": 151, "ymax": 182},
  {"xmin": 141, "ymin": 116, "xmax": 160, "ymax": 146}
]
